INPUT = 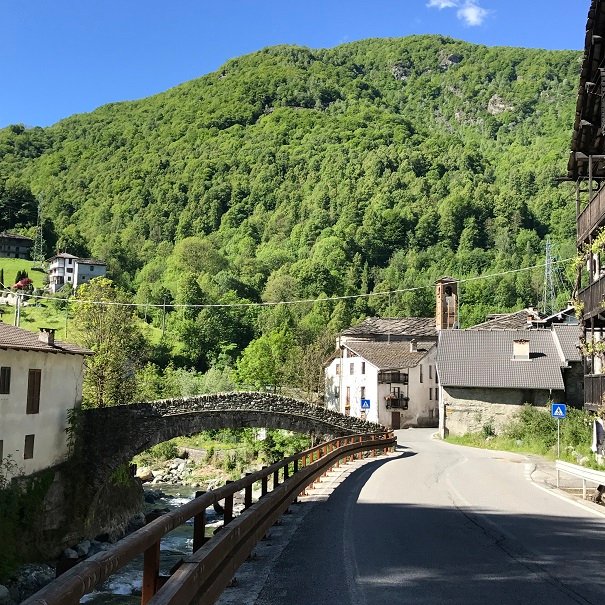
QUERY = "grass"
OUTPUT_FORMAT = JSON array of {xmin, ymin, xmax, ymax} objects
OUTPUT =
[
  {"xmin": 447, "ymin": 433, "xmax": 558, "ymax": 458},
  {"xmin": 0, "ymin": 258, "xmax": 45, "ymax": 289}
]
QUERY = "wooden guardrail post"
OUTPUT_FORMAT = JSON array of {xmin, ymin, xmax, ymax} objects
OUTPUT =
[
  {"xmin": 294, "ymin": 457, "xmax": 299, "ymax": 473},
  {"xmin": 261, "ymin": 467, "xmax": 268, "ymax": 497},
  {"xmin": 244, "ymin": 473, "xmax": 253, "ymax": 509},
  {"xmin": 224, "ymin": 481, "xmax": 234, "ymax": 525},
  {"xmin": 193, "ymin": 490, "xmax": 208, "ymax": 552},
  {"xmin": 273, "ymin": 467, "xmax": 280, "ymax": 490},
  {"xmin": 141, "ymin": 540, "xmax": 161, "ymax": 605},
  {"xmin": 284, "ymin": 462, "xmax": 289, "ymax": 480}
]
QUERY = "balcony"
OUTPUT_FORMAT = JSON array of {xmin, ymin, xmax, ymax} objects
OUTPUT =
[
  {"xmin": 578, "ymin": 275, "xmax": 605, "ymax": 318},
  {"xmin": 378, "ymin": 371, "xmax": 409, "ymax": 385},
  {"xmin": 385, "ymin": 394, "xmax": 409, "ymax": 410},
  {"xmin": 578, "ymin": 186, "xmax": 605, "ymax": 244},
  {"xmin": 584, "ymin": 374, "xmax": 605, "ymax": 411}
]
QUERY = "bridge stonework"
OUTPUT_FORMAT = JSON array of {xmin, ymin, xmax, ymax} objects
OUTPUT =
[{"xmin": 80, "ymin": 392, "xmax": 382, "ymax": 487}]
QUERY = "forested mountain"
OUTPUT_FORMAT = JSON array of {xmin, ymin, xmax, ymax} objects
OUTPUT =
[{"xmin": 0, "ymin": 35, "xmax": 581, "ymax": 370}]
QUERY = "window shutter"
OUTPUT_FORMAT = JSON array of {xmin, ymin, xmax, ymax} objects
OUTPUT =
[{"xmin": 26, "ymin": 369, "xmax": 41, "ymax": 414}]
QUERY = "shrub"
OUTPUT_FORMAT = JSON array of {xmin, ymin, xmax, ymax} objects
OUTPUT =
[
  {"xmin": 149, "ymin": 441, "xmax": 178, "ymax": 461},
  {"xmin": 505, "ymin": 405, "xmax": 557, "ymax": 449}
]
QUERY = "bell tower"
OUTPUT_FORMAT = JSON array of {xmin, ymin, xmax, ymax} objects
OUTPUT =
[{"xmin": 436, "ymin": 277, "xmax": 458, "ymax": 330}]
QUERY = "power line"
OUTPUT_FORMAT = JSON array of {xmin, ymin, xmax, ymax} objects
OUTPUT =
[{"xmin": 18, "ymin": 257, "xmax": 575, "ymax": 310}]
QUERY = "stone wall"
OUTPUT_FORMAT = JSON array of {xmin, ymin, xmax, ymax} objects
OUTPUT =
[{"xmin": 441, "ymin": 386, "xmax": 564, "ymax": 436}]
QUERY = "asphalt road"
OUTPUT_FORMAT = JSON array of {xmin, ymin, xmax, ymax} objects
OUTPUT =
[{"xmin": 255, "ymin": 428, "xmax": 605, "ymax": 605}]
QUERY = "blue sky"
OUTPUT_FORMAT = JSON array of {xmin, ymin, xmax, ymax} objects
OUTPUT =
[{"xmin": 0, "ymin": 1, "xmax": 588, "ymax": 128}]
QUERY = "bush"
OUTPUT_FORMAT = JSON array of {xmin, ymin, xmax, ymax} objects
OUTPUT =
[
  {"xmin": 505, "ymin": 405, "xmax": 557, "ymax": 449},
  {"xmin": 149, "ymin": 441, "xmax": 178, "ymax": 461}
]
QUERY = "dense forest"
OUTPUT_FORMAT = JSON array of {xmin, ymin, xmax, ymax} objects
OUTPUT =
[{"xmin": 0, "ymin": 35, "xmax": 582, "ymax": 382}]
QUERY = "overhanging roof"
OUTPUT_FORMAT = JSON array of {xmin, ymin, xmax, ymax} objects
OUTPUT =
[{"xmin": 569, "ymin": 0, "xmax": 605, "ymax": 179}]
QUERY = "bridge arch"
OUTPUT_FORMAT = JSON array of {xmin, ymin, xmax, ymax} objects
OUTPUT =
[{"xmin": 80, "ymin": 392, "xmax": 383, "ymax": 487}]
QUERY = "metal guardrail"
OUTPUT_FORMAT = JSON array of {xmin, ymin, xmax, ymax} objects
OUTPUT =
[
  {"xmin": 555, "ymin": 459, "xmax": 605, "ymax": 499},
  {"xmin": 23, "ymin": 431, "xmax": 396, "ymax": 605}
]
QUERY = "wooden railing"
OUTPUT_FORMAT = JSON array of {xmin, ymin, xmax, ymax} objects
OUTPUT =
[
  {"xmin": 578, "ymin": 185, "xmax": 605, "ymax": 244},
  {"xmin": 23, "ymin": 431, "xmax": 396, "ymax": 605},
  {"xmin": 578, "ymin": 275, "xmax": 605, "ymax": 317}
]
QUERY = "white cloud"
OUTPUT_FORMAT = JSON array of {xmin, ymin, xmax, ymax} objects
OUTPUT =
[
  {"xmin": 426, "ymin": 0, "xmax": 489, "ymax": 27},
  {"xmin": 426, "ymin": 0, "xmax": 458, "ymax": 8},
  {"xmin": 457, "ymin": 1, "xmax": 488, "ymax": 26}
]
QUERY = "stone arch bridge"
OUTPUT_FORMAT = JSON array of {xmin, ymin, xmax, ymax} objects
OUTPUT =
[{"xmin": 79, "ymin": 392, "xmax": 382, "ymax": 488}]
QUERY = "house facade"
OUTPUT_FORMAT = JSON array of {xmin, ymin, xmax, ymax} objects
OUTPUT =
[
  {"xmin": 0, "ymin": 324, "xmax": 91, "ymax": 478},
  {"xmin": 325, "ymin": 340, "xmax": 438, "ymax": 429},
  {"xmin": 47, "ymin": 253, "xmax": 107, "ymax": 293},
  {"xmin": 437, "ymin": 327, "xmax": 581, "ymax": 438},
  {"xmin": 568, "ymin": 0, "xmax": 605, "ymax": 411},
  {"xmin": 0, "ymin": 232, "xmax": 34, "ymax": 260}
]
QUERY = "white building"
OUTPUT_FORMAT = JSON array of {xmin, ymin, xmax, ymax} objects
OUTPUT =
[
  {"xmin": 0, "ymin": 323, "xmax": 92, "ymax": 478},
  {"xmin": 325, "ymin": 339, "xmax": 438, "ymax": 429},
  {"xmin": 47, "ymin": 253, "xmax": 107, "ymax": 293}
]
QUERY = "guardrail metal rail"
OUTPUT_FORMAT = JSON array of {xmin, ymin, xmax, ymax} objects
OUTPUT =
[
  {"xmin": 24, "ymin": 431, "xmax": 396, "ymax": 605},
  {"xmin": 555, "ymin": 459, "xmax": 605, "ymax": 500}
]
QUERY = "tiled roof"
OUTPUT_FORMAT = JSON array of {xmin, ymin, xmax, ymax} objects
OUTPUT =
[
  {"xmin": 342, "ymin": 317, "xmax": 437, "ymax": 339},
  {"xmin": 76, "ymin": 258, "xmax": 106, "ymax": 266},
  {"xmin": 552, "ymin": 324, "xmax": 582, "ymax": 363},
  {"xmin": 437, "ymin": 329, "xmax": 565, "ymax": 391},
  {"xmin": 0, "ymin": 231, "xmax": 33, "ymax": 242},
  {"xmin": 346, "ymin": 342, "xmax": 435, "ymax": 370},
  {"xmin": 468, "ymin": 309, "xmax": 540, "ymax": 331},
  {"xmin": 0, "ymin": 323, "xmax": 92, "ymax": 356}
]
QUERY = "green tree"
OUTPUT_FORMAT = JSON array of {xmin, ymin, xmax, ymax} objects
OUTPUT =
[{"xmin": 73, "ymin": 277, "xmax": 146, "ymax": 407}]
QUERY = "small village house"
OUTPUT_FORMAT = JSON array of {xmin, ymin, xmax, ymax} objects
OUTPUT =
[
  {"xmin": 325, "ymin": 339, "xmax": 438, "ymax": 429},
  {"xmin": 0, "ymin": 323, "xmax": 92, "ymax": 478},
  {"xmin": 47, "ymin": 252, "xmax": 107, "ymax": 293},
  {"xmin": 0, "ymin": 231, "xmax": 34, "ymax": 260},
  {"xmin": 437, "ymin": 326, "xmax": 582, "ymax": 438}
]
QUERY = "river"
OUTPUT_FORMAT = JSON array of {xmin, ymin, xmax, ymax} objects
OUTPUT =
[{"xmin": 79, "ymin": 484, "xmax": 218, "ymax": 604}]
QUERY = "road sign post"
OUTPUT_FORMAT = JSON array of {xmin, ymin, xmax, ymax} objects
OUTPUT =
[{"xmin": 551, "ymin": 403, "xmax": 567, "ymax": 458}]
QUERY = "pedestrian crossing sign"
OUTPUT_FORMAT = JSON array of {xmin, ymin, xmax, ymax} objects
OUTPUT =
[{"xmin": 551, "ymin": 403, "xmax": 567, "ymax": 419}]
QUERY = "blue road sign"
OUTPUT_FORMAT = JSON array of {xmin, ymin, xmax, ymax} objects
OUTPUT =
[
  {"xmin": 360, "ymin": 399, "xmax": 371, "ymax": 410},
  {"xmin": 551, "ymin": 403, "xmax": 567, "ymax": 419}
]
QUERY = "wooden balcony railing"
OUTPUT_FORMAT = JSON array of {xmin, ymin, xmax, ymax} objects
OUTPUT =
[
  {"xmin": 578, "ymin": 185, "xmax": 605, "ymax": 244},
  {"xmin": 385, "ymin": 394, "xmax": 409, "ymax": 410},
  {"xmin": 578, "ymin": 275, "xmax": 605, "ymax": 317},
  {"xmin": 584, "ymin": 374, "xmax": 605, "ymax": 410}
]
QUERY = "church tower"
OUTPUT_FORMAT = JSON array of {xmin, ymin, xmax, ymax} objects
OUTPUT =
[{"xmin": 436, "ymin": 277, "xmax": 458, "ymax": 330}]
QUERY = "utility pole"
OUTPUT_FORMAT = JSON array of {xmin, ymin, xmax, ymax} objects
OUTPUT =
[
  {"xmin": 14, "ymin": 294, "xmax": 21, "ymax": 327},
  {"xmin": 32, "ymin": 197, "xmax": 45, "ymax": 268}
]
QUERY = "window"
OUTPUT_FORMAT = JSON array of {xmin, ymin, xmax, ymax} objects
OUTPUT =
[
  {"xmin": 350, "ymin": 362, "xmax": 354, "ymax": 375},
  {"xmin": 24, "ymin": 434, "xmax": 34, "ymax": 460},
  {"xmin": 26, "ymin": 369, "xmax": 41, "ymax": 414},
  {"xmin": 66, "ymin": 268, "xmax": 73, "ymax": 273},
  {"xmin": 360, "ymin": 386, "xmax": 366, "ymax": 399},
  {"xmin": 90, "ymin": 265, "xmax": 94, "ymax": 272},
  {"xmin": 429, "ymin": 388, "xmax": 433, "ymax": 400},
  {"xmin": 334, "ymin": 386, "xmax": 340, "ymax": 398},
  {"xmin": 68, "ymin": 258, "xmax": 73, "ymax": 264},
  {"xmin": 429, "ymin": 365, "xmax": 433, "ymax": 380},
  {"xmin": 420, "ymin": 365, "xmax": 423, "ymax": 383},
  {"xmin": 361, "ymin": 362, "xmax": 366, "ymax": 375},
  {"xmin": 0, "ymin": 367, "xmax": 10, "ymax": 394},
  {"xmin": 335, "ymin": 363, "xmax": 340, "ymax": 375},
  {"xmin": 0, "ymin": 440, "xmax": 3, "ymax": 462}
]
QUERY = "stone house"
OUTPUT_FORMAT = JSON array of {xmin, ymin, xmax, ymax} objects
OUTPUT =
[
  {"xmin": 47, "ymin": 252, "xmax": 107, "ymax": 293},
  {"xmin": 0, "ymin": 231, "xmax": 34, "ymax": 260},
  {"xmin": 0, "ymin": 323, "xmax": 92, "ymax": 478},
  {"xmin": 325, "ymin": 339, "xmax": 438, "ymax": 429},
  {"xmin": 437, "ymin": 326, "xmax": 582, "ymax": 437}
]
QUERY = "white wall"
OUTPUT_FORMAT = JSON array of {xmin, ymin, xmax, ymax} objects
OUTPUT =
[
  {"xmin": 74, "ymin": 263, "xmax": 106, "ymax": 288},
  {"xmin": 324, "ymin": 346, "xmax": 438, "ymax": 429},
  {"xmin": 0, "ymin": 349, "xmax": 85, "ymax": 478}
]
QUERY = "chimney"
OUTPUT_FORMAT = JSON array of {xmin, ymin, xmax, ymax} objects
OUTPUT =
[
  {"xmin": 39, "ymin": 328, "xmax": 56, "ymax": 346},
  {"xmin": 410, "ymin": 339, "xmax": 418, "ymax": 353},
  {"xmin": 513, "ymin": 339, "xmax": 530, "ymax": 361}
]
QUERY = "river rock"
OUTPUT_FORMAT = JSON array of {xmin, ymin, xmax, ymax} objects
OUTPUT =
[
  {"xmin": 63, "ymin": 548, "xmax": 79, "ymax": 559},
  {"xmin": 136, "ymin": 466, "xmax": 154, "ymax": 482},
  {"xmin": 0, "ymin": 585, "xmax": 10, "ymax": 605},
  {"xmin": 75, "ymin": 540, "xmax": 91, "ymax": 557}
]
